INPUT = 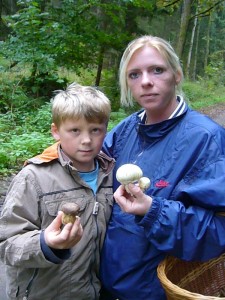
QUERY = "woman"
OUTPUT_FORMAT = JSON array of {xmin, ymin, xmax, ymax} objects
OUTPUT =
[{"xmin": 100, "ymin": 36, "xmax": 225, "ymax": 300}]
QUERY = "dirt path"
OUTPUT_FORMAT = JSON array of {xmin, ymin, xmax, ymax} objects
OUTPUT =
[{"xmin": 199, "ymin": 103, "xmax": 225, "ymax": 128}]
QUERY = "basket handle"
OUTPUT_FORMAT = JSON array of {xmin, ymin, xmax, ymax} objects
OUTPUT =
[{"xmin": 216, "ymin": 212, "xmax": 225, "ymax": 216}]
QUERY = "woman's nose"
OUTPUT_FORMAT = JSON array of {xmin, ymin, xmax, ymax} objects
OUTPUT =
[{"xmin": 141, "ymin": 72, "xmax": 153, "ymax": 87}]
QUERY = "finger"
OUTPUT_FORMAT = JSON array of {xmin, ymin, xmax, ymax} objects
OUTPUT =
[
  {"xmin": 45, "ymin": 211, "xmax": 63, "ymax": 234},
  {"xmin": 127, "ymin": 183, "xmax": 143, "ymax": 198},
  {"xmin": 114, "ymin": 185, "xmax": 125, "ymax": 197},
  {"xmin": 69, "ymin": 217, "xmax": 82, "ymax": 237},
  {"xmin": 60, "ymin": 216, "xmax": 81, "ymax": 239}
]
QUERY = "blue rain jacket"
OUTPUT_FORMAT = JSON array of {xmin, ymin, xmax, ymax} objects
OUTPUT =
[{"xmin": 100, "ymin": 106, "xmax": 225, "ymax": 300}]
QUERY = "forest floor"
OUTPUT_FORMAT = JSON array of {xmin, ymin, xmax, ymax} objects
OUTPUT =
[{"xmin": 1, "ymin": 102, "xmax": 225, "ymax": 210}]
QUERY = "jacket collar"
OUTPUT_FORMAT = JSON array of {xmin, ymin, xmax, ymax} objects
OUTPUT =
[{"xmin": 136, "ymin": 99, "xmax": 189, "ymax": 140}]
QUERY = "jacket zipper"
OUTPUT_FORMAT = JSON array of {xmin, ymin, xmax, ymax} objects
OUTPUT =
[
  {"xmin": 90, "ymin": 199, "xmax": 100, "ymax": 299},
  {"xmin": 23, "ymin": 268, "xmax": 39, "ymax": 300}
]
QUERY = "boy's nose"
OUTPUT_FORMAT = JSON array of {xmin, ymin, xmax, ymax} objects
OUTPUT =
[{"xmin": 81, "ymin": 134, "xmax": 91, "ymax": 143}]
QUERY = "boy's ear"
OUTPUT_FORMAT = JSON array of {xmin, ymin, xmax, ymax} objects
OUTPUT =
[{"xmin": 51, "ymin": 123, "xmax": 60, "ymax": 141}]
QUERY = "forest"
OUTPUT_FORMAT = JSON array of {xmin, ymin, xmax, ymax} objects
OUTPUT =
[{"xmin": 0, "ymin": 0, "xmax": 225, "ymax": 175}]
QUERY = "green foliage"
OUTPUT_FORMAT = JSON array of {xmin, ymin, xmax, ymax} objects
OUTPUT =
[
  {"xmin": 183, "ymin": 80, "xmax": 225, "ymax": 109},
  {"xmin": 204, "ymin": 50, "xmax": 225, "ymax": 86},
  {"xmin": 108, "ymin": 109, "xmax": 128, "ymax": 131},
  {"xmin": 1, "ymin": 0, "xmax": 158, "ymax": 90},
  {"xmin": 3, "ymin": 1, "xmax": 57, "ymax": 71},
  {"xmin": 0, "ymin": 74, "xmax": 29, "ymax": 113},
  {"xmin": 0, "ymin": 107, "xmax": 54, "ymax": 175},
  {"xmin": 21, "ymin": 72, "xmax": 68, "ymax": 98},
  {"xmin": 99, "ymin": 69, "xmax": 120, "ymax": 111},
  {"xmin": 2, "ymin": 131, "xmax": 54, "ymax": 169}
]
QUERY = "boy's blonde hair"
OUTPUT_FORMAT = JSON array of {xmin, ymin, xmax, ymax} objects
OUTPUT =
[
  {"xmin": 119, "ymin": 35, "xmax": 184, "ymax": 107},
  {"xmin": 51, "ymin": 82, "xmax": 111, "ymax": 127}
]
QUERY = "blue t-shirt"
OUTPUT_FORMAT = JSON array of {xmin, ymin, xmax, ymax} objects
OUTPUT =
[{"xmin": 78, "ymin": 161, "xmax": 99, "ymax": 194}]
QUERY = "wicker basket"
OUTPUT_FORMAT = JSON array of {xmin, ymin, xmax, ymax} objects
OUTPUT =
[{"xmin": 157, "ymin": 253, "xmax": 225, "ymax": 300}]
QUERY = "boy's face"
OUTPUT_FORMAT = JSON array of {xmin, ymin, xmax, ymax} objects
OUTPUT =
[{"xmin": 51, "ymin": 117, "xmax": 107, "ymax": 172}]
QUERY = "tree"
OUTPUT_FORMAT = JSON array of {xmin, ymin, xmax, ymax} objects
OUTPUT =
[
  {"xmin": 186, "ymin": 2, "xmax": 198, "ymax": 79},
  {"xmin": 176, "ymin": 0, "xmax": 192, "ymax": 58},
  {"xmin": 1, "ymin": 0, "xmax": 158, "ymax": 104},
  {"xmin": 192, "ymin": 17, "xmax": 200, "ymax": 80}
]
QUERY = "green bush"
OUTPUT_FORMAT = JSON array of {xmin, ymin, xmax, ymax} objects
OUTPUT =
[
  {"xmin": 2, "ymin": 131, "xmax": 54, "ymax": 174},
  {"xmin": 183, "ymin": 80, "xmax": 225, "ymax": 110}
]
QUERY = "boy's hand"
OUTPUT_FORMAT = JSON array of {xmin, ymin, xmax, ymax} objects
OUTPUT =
[
  {"xmin": 44, "ymin": 211, "xmax": 83, "ymax": 249},
  {"xmin": 114, "ymin": 183, "xmax": 152, "ymax": 216}
]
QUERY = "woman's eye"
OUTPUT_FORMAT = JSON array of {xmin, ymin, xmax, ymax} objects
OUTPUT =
[
  {"xmin": 154, "ymin": 67, "xmax": 163, "ymax": 74},
  {"xmin": 128, "ymin": 72, "xmax": 139, "ymax": 79}
]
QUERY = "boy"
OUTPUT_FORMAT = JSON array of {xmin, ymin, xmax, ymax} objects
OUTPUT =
[{"xmin": 0, "ymin": 83, "xmax": 114, "ymax": 300}]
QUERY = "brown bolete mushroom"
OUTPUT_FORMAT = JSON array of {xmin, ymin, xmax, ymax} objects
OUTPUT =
[
  {"xmin": 61, "ymin": 203, "xmax": 80, "ymax": 225},
  {"xmin": 116, "ymin": 164, "xmax": 151, "ymax": 194}
]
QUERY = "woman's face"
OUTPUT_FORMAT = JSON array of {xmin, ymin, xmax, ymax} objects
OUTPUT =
[{"xmin": 126, "ymin": 46, "xmax": 181, "ymax": 123}]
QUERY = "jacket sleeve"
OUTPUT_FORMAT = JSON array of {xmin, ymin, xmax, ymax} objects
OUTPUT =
[
  {"xmin": 137, "ymin": 128, "xmax": 225, "ymax": 261},
  {"xmin": 0, "ymin": 170, "xmax": 54, "ymax": 268}
]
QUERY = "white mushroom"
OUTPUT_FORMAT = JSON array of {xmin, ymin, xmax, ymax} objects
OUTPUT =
[
  {"xmin": 138, "ymin": 176, "xmax": 151, "ymax": 191},
  {"xmin": 116, "ymin": 164, "xmax": 151, "ymax": 194}
]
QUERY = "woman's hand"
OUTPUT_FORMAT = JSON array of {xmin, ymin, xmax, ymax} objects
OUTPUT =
[
  {"xmin": 44, "ymin": 211, "xmax": 83, "ymax": 249},
  {"xmin": 114, "ymin": 183, "xmax": 152, "ymax": 216}
]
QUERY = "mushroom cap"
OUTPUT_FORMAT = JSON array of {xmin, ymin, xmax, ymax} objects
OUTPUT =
[
  {"xmin": 116, "ymin": 164, "xmax": 143, "ymax": 185},
  {"xmin": 138, "ymin": 177, "xmax": 151, "ymax": 190},
  {"xmin": 61, "ymin": 203, "xmax": 80, "ymax": 215}
]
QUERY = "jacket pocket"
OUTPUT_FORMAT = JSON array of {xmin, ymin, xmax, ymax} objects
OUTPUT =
[
  {"xmin": 46, "ymin": 197, "xmax": 86, "ymax": 216},
  {"xmin": 42, "ymin": 195, "xmax": 87, "ymax": 227}
]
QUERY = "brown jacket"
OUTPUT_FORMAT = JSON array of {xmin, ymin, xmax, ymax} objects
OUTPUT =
[{"xmin": 0, "ymin": 143, "xmax": 114, "ymax": 300}]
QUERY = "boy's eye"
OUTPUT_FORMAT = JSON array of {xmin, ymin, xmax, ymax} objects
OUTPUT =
[
  {"xmin": 92, "ymin": 128, "xmax": 101, "ymax": 134},
  {"xmin": 72, "ymin": 128, "xmax": 79, "ymax": 133}
]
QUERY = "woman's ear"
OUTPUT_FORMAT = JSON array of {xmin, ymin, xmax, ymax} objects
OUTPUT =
[
  {"xmin": 51, "ymin": 123, "xmax": 60, "ymax": 141},
  {"xmin": 175, "ymin": 70, "xmax": 182, "ymax": 85}
]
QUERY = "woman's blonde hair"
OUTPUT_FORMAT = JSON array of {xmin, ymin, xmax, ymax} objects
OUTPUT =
[
  {"xmin": 119, "ymin": 35, "xmax": 184, "ymax": 106},
  {"xmin": 51, "ymin": 82, "xmax": 111, "ymax": 127}
]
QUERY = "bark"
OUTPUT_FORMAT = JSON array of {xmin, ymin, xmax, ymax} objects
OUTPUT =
[
  {"xmin": 186, "ymin": 4, "xmax": 198, "ymax": 79},
  {"xmin": 204, "ymin": 13, "xmax": 211, "ymax": 71},
  {"xmin": 95, "ymin": 46, "xmax": 105, "ymax": 87},
  {"xmin": 192, "ymin": 18, "xmax": 200, "ymax": 80},
  {"xmin": 176, "ymin": 0, "xmax": 192, "ymax": 58}
]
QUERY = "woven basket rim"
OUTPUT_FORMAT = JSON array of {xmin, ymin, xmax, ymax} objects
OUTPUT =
[{"xmin": 157, "ymin": 253, "xmax": 225, "ymax": 300}]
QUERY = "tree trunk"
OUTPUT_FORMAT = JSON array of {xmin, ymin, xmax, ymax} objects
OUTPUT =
[
  {"xmin": 176, "ymin": 0, "xmax": 192, "ymax": 58},
  {"xmin": 95, "ymin": 46, "xmax": 105, "ymax": 87},
  {"xmin": 192, "ymin": 18, "xmax": 200, "ymax": 80},
  {"xmin": 204, "ymin": 13, "xmax": 212, "ymax": 71},
  {"xmin": 186, "ymin": 4, "xmax": 198, "ymax": 79}
]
